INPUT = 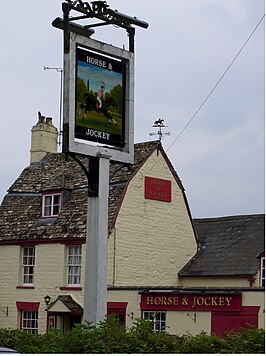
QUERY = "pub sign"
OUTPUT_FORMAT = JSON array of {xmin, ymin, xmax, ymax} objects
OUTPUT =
[
  {"xmin": 75, "ymin": 46, "xmax": 126, "ymax": 147},
  {"xmin": 64, "ymin": 32, "xmax": 134, "ymax": 164}
]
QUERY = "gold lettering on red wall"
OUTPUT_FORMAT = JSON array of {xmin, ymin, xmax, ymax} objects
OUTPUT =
[
  {"xmin": 146, "ymin": 296, "xmax": 179, "ymax": 306},
  {"xmin": 144, "ymin": 176, "xmax": 172, "ymax": 202},
  {"xmin": 141, "ymin": 294, "xmax": 241, "ymax": 312}
]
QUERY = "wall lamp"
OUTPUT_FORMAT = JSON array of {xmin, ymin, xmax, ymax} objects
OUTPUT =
[{"xmin": 44, "ymin": 295, "xmax": 51, "ymax": 306}]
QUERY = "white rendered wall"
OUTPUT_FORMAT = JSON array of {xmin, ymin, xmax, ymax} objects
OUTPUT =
[
  {"xmin": 108, "ymin": 149, "xmax": 197, "ymax": 287},
  {"xmin": 0, "ymin": 244, "xmax": 264, "ymax": 334}
]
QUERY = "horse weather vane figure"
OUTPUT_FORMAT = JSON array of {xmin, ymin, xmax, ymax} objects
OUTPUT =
[{"xmin": 149, "ymin": 118, "xmax": 170, "ymax": 142}]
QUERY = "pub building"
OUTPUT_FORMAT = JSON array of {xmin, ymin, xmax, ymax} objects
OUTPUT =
[{"xmin": 0, "ymin": 116, "xmax": 264, "ymax": 336}]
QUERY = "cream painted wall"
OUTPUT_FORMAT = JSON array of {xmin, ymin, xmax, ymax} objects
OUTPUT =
[
  {"xmin": 0, "ymin": 243, "xmax": 264, "ymax": 335},
  {"xmin": 0, "ymin": 244, "xmax": 86, "ymax": 334},
  {"xmin": 252, "ymin": 271, "xmax": 260, "ymax": 287},
  {"xmin": 108, "ymin": 150, "xmax": 197, "ymax": 287},
  {"xmin": 242, "ymin": 291, "xmax": 265, "ymax": 328},
  {"xmin": 49, "ymin": 300, "xmax": 72, "ymax": 313},
  {"xmin": 179, "ymin": 276, "xmax": 251, "ymax": 288},
  {"xmin": 0, "ymin": 245, "xmax": 20, "ymax": 330},
  {"xmin": 167, "ymin": 310, "xmax": 211, "ymax": 336}
]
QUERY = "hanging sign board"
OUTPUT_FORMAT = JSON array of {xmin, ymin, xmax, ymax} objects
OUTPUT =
[
  {"xmin": 75, "ymin": 47, "xmax": 126, "ymax": 147},
  {"xmin": 64, "ymin": 32, "xmax": 134, "ymax": 164}
]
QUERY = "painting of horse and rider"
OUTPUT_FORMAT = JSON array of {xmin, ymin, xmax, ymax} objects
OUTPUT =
[{"xmin": 75, "ymin": 50, "xmax": 125, "ymax": 146}]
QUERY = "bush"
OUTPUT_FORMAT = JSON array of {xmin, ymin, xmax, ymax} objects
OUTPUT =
[
  {"xmin": 178, "ymin": 332, "xmax": 227, "ymax": 354},
  {"xmin": 224, "ymin": 327, "xmax": 265, "ymax": 354},
  {"xmin": 126, "ymin": 319, "xmax": 181, "ymax": 353},
  {"xmin": 0, "ymin": 317, "xmax": 264, "ymax": 354}
]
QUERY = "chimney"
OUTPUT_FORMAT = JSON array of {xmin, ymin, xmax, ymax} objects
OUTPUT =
[{"xmin": 30, "ymin": 113, "xmax": 58, "ymax": 164}]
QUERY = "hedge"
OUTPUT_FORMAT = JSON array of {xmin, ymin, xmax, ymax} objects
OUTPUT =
[{"xmin": 0, "ymin": 317, "xmax": 264, "ymax": 353}]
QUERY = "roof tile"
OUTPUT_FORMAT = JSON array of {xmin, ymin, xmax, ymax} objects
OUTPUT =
[{"xmin": 179, "ymin": 214, "xmax": 265, "ymax": 276}]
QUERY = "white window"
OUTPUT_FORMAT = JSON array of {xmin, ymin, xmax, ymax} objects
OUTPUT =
[
  {"xmin": 42, "ymin": 193, "xmax": 61, "ymax": 217},
  {"xmin": 260, "ymin": 257, "xmax": 265, "ymax": 287},
  {"xmin": 143, "ymin": 311, "xmax": 166, "ymax": 331},
  {"xmin": 22, "ymin": 247, "xmax": 35, "ymax": 285},
  {"xmin": 22, "ymin": 310, "xmax": 38, "ymax": 334},
  {"xmin": 67, "ymin": 245, "xmax": 82, "ymax": 285}
]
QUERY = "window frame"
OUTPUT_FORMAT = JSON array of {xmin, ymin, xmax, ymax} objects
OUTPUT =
[
  {"xmin": 143, "ymin": 311, "xmax": 166, "ymax": 332},
  {"xmin": 42, "ymin": 192, "xmax": 62, "ymax": 217},
  {"xmin": 16, "ymin": 302, "xmax": 40, "ymax": 334},
  {"xmin": 21, "ymin": 310, "xmax": 39, "ymax": 334},
  {"xmin": 67, "ymin": 245, "xmax": 82, "ymax": 286},
  {"xmin": 22, "ymin": 246, "xmax": 35, "ymax": 286},
  {"xmin": 107, "ymin": 302, "xmax": 128, "ymax": 329},
  {"xmin": 260, "ymin": 256, "xmax": 265, "ymax": 287}
]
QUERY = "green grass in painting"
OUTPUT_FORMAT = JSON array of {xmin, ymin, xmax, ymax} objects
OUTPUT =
[{"xmin": 76, "ymin": 108, "xmax": 122, "ymax": 135}]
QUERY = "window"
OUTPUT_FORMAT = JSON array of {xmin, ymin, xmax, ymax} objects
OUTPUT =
[
  {"xmin": 22, "ymin": 310, "xmax": 38, "ymax": 334},
  {"xmin": 42, "ymin": 193, "xmax": 61, "ymax": 217},
  {"xmin": 260, "ymin": 257, "xmax": 265, "ymax": 287},
  {"xmin": 107, "ymin": 302, "xmax": 128, "ymax": 329},
  {"xmin": 22, "ymin": 247, "xmax": 35, "ymax": 285},
  {"xmin": 143, "ymin": 311, "xmax": 166, "ymax": 331},
  {"xmin": 67, "ymin": 245, "xmax": 82, "ymax": 285},
  {"xmin": 16, "ymin": 302, "xmax": 39, "ymax": 334}
]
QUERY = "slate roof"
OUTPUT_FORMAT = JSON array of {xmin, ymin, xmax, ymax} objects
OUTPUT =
[
  {"xmin": 0, "ymin": 140, "xmax": 185, "ymax": 242},
  {"xmin": 179, "ymin": 214, "xmax": 265, "ymax": 277}
]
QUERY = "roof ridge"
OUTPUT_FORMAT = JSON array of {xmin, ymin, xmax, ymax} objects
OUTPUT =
[{"xmin": 193, "ymin": 214, "xmax": 265, "ymax": 222}]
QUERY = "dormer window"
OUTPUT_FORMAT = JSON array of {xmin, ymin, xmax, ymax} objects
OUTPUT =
[{"xmin": 42, "ymin": 193, "xmax": 62, "ymax": 217}]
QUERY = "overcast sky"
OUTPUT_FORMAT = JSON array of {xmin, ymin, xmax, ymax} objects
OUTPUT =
[{"xmin": 0, "ymin": 0, "xmax": 264, "ymax": 218}]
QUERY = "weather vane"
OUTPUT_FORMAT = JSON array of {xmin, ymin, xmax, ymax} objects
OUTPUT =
[{"xmin": 149, "ymin": 118, "xmax": 170, "ymax": 142}]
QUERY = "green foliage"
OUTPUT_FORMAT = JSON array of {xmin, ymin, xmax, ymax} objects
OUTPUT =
[
  {"xmin": 0, "ymin": 328, "xmax": 42, "ymax": 354},
  {"xmin": 126, "ymin": 319, "xmax": 181, "ymax": 353},
  {"xmin": 76, "ymin": 77, "xmax": 87, "ymax": 104},
  {"xmin": 224, "ymin": 327, "xmax": 266, "ymax": 354},
  {"xmin": 109, "ymin": 84, "xmax": 123, "ymax": 113},
  {"xmin": 178, "ymin": 331, "xmax": 227, "ymax": 354},
  {"xmin": 0, "ymin": 319, "xmax": 264, "ymax": 354}
]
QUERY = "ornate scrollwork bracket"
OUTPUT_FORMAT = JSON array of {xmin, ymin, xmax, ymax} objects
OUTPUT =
[{"xmin": 61, "ymin": 0, "xmax": 148, "ymax": 52}]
